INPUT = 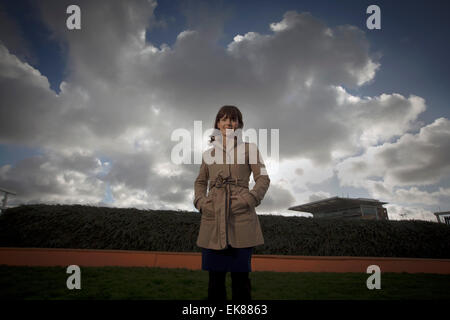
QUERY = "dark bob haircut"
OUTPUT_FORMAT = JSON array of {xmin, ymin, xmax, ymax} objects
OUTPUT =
[{"xmin": 210, "ymin": 105, "xmax": 244, "ymax": 143}]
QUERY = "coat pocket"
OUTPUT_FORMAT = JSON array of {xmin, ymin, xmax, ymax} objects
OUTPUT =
[
  {"xmin": 230, "ymin": 194, "xmax": 249, "ymax": 215},
  {"xmin": 200, "ymin": 197, "xmax": 215, "ymax": 221},
  {"xmin": 240, "ymin": 190, "xmax": 257, "ymax": 210}
]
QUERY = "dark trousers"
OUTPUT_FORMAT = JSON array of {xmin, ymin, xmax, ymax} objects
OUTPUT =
[{"xmin": 208, "ymin": 271, "xmax": 251, "ymax": 301}]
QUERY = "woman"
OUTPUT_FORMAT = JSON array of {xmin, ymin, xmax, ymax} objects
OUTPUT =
[{"xmin": 193, "ymin": 105, "xmax": 270, "ymax": 301}]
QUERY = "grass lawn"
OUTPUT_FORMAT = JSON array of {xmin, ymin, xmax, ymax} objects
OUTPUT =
[{"xmin": 0, "ymin": 265, "xmax": 449, "ymax": 300}]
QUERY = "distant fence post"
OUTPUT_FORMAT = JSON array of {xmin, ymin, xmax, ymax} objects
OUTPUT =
[{"xmin": 0, "ymin": 187, "xmax": 17, "ymax": 215}]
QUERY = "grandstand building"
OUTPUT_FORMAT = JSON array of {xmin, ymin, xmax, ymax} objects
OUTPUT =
[
  {"xmin": 434, "ymin": 211, "xmax": 450, "ymax": 225},
  {"xmin": 288, "ymin": 196, "xmax": 389, "ymax": 220}
]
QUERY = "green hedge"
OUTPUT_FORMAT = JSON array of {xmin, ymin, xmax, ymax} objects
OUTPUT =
[{"xmin": 0, "ymin": 204, "xmax": 449, "ymax": 258}]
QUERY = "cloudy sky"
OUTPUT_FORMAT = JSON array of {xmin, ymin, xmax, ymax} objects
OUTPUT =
[{"xmin": 1, "ymin": 0, "xmax": 449, "ymax": 221}]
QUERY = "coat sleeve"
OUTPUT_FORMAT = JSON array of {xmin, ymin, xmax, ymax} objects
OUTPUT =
[
  {"xmin": 193, "ymin": 155, "xmax": 209, "ymax": 211},
  {"xmin": 242, "ymin": 143, "xmax": 270, "ymax": 208}
]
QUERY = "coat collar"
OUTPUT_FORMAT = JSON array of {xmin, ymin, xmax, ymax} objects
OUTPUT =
[{"xmin": 210, "ymin": 128, "xmax": 245, "ymax": 153}]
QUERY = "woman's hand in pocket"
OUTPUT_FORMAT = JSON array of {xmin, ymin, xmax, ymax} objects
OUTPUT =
[
  {"xmin": 240, "ymin": 191, "xmax": 258, "ymax": 209},
  {"xmin": 230, "ymin": 194, "xmax": 249, "ymax": 215},
  {"xmin": 200, "ymin": 197, "xmax": 215, "ymax": 218}
]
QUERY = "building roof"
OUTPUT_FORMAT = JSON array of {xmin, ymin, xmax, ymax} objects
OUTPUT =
[
  {"xmin": 434, "ymin": 211, "xmax": 450, "ymax": 216},
  {"xmin": 288, "ymin": 196, "xmax": 388, "ymax": 214},
  {"xmin": 0, "ymin": 187, "xmax": 16, "ymax": 195}
]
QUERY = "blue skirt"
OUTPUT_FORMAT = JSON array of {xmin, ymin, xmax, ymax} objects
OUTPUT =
[{"xmin": 201, "ymin": 245, "xmax": 253, "ymax": 272}]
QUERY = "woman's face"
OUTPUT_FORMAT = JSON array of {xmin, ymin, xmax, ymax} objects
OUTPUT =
[{"xmin": 217, "ymin": 115, "xmax": 239, "ymax": 137}]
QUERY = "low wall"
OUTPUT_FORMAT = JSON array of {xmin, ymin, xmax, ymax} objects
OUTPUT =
[{"xmin": 1, "ymin": 247, "xmax": 449, "ymax": 274}]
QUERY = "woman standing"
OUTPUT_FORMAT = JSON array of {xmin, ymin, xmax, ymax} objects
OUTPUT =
[{"xmin": 193, "ymin": 105, "xmax": 270, "ymax": 301}]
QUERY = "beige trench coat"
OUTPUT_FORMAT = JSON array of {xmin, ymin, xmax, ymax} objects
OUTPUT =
[{"xmin": 193, "ymin": 133, "xmax": 270, "ymax": 250}]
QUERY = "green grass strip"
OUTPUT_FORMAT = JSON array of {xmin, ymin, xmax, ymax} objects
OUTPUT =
[{"xmin": 1, "ymin": 265, "xmax": 449, "ymax": 300}]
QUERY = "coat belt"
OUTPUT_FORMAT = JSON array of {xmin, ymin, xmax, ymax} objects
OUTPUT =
[
  {"xmin": 208, "ymin": 176, "xmax": 248, "ymax": 191},
  {"xmin": 208, "ymin": 175, "xmax": 248, "ymax": 247}
]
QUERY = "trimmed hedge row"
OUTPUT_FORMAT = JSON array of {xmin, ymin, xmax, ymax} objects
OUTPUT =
[{"xmin": 0, "ymin": 204, "xmax": 449, "ymax": 258}]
